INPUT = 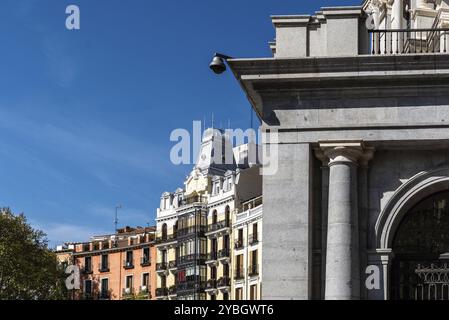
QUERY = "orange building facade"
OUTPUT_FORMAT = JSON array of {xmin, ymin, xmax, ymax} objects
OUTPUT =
[{"xmin": 57, "ymin": 226, "xmax": 157, "ymax": 300}]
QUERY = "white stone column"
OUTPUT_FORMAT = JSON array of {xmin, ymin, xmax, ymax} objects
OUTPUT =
[{"xmin": 320, "ymin": 142, "xmax": 367, "ymax": 300}]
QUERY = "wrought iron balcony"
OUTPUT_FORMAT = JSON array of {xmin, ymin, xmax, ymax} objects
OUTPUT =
[
  {"xmin": 248, "ymin": 264, "xmax": 259, "ymax": 277},
  {"xmin": 369, "ymin": 28, "xmax": 449, "ymax": 55},
  {"xmin": 249, "ymin": 234, "xmax": 259, "ymax": 246},
  {"xmin": 206, "ymin": 252, "xmax": 218, "ymax": 262},
  {"xmin": 205, "ymin": 279, "xmax": 217, "ymax": 290},
  {"xmin": 177, "ymin": 253, "xmax": 207, "ymax": 265},
  {"xmin": 177, "ymin": 281, "xmax": 206, "ymax": 292},
  {"xmin": 207, "ymin": 220, "xmax": 230, "ymax": 233},
  {"xmin": 168, "ymin": 285, "xmax": 177, "ymax": 296},
  {"xmin": 177, "ymin": 226, "xmax": 207, "ymax": 237},
  {"xmin": 168, "ymin": 260, "xmax": 177, "ymax": 269},
  {"xmin": 98, "ymin": 262, "xmax": 109, "ymax": 273},
  {"xmin": 98, "ymin": 291, "xmax": 110, "ymax": 300},
  {"xmin": 156, "ymin": 262, "xmax": 168, "ymax": 271},
  {"xmin": 218, "ymin": 248, "xmax": 230, "ymax": 259},
  {"xmin": 234, "ymin": 240, "xmax": 244, "ymax": 250},
  {"xmin": 141, "ymin": 256, "xmax": 151, "ymax": 267},
  {"xmin": 234, "ymin": 269, "xmax": 245, "ymax": 280},
  {"xmin": 155, "ymin": 233, "xmax": 176, "ymax": 244},
  {"xmin": 156, "ymin": 287, "xmax": 168, "ymax": 297},
  {"xmin": 123, "ymin": 259, "xmax": 134, "ymax": 269},
  {"xmin": 217, "ymin": 277, "xmax": 231, "ymax": 288},
  {"xmin": 122, "ymin": 287, "xmax": 135, "ymax": 297}
]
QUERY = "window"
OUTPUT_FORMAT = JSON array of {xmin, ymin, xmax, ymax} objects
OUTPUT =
[
  {"xmin": 253, "ymin": 223, "xmax": 258, "ymax": 242},
  {"xmin": 101, "ymin": 254, "xmax": 108, "ymax": 270},
  {"xmin": 235, "ymin": 254, "xmax": 243, "ymax": 278},
  {"xmin": 210, "ymin": 266, "xmax": 217, "ymax": 280},
  {"xmin": 142, "ymin": 247, "xmax": 150, "ymax": 264},
  {"xmin": 126, "ymin": 275, "xmax": 133, "ymax": 289},
  {"xmin": 235, "ymin": 288, "xmax": 243, "ymax": 300},
  {"xmin": 84, "ymin": 256, "xmax": 92, "ymax": 272},
  {"xmin": 142, "ymin": 273, "xmax": 150, "ymax": 287},
  {"xmin": 250, "ymin": 284, "xmax": 257, "ymax": 300},
  {"xmin": 212, "ymin": 210, "xmax": 218, "ymax": 224},
  {"xmin": 161, "ymin": 275, "xmax": 167, "ymax": 288},
  {"xmin": 161, "ymin": 223, "xmax": 168, "ymax": 239},
  {"xmin": 84, "ymin": 280, "xmax": 92, "ymax": 294},
  {"xmin": 125, "ymin": 251, "xmax": 133, "ymax": 267},
  {"xmin": 223, "ymin": 292, "xmax": 229, "ymax": 300},
  {"xmin": 101, "ymin": 278, "xmax": 109, "ymax": 298}
]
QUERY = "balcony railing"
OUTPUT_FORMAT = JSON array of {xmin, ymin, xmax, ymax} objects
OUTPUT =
[
  {"xmin": 369, "ymin": 28, "xmax": 449, "ymax": 55},
  {"xmin": 249, "ymin": 234, "xmax": 259, "ymax": 246},
  {"xmin": 156, "ymin": 262, "xmax": 168, "ymax": 271},
  {"xmin": 155, "ymin": 234, "xmax": 176, "ymax": 244},
  {"xmin": 98, "ymin": 291, "xmax": 110, "ymax": 300},
  {"xmin": 207, "ymin": 220, "xmax": 230, "ymax": 233},
  {"xmin": 248, "ymin": 264, "xmax": 259, "ymax": 277},
  {"xmin": 156, "ymin": 287, "xmax": 168, "ymax": 297},
  {"xmin": 122, "ymin": 287, "xmax": 135, "ymax": 297},
  {"xmin": 98, "ymin": 262, "xmax": 109, "ymax": 272},
  {"xmin": 168, "ymin": 285, "xmax": 177, "ymax": 296},
  {"xmin": 177, "ymin": 253, "xmax": 207, "ymax": 265},
  {"xmin": 234, "ymin": 269, "xmax": 245, "ymax": 280},
  {"xmin": 206, "ymin": 252, "xmax": 218, "ymax": 262},
  {"xmin": 177, "ymin": 281, "xmax": 206, "ymax": 292},
  {"xmin": 217, "ymin": 277, "xmax": 231, "ymax": 288},
  {"xmin": 234, "ymin": 240, "xmax": 244, "ymax": 250},
  {"xmin": 168, "ymin": 260, "xmax": 177, "ymax": 269},
  {"xmin": 141, "ymin": 256, "xmax": 151, "ymax": 267},
  {"xmin": 177, "ymin": 226, "xmax": 207, "ymax": 237},
  {"xmin": 82, "ymin": 266, "xmax": 93, "ymax": 274},
  {"xmin": 123, "ymin": 259, "xmax": 134, "ymax": 269},
  {"xmin": 206, "ymin": 279, "xmax": 217, "ymax": 290},
  {"xmin": 218, "ymin": 248, "xmax": 230, "ymax": 259}
]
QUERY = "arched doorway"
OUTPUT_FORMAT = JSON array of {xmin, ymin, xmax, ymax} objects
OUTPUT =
[{"xmin": 390, "ymin": 190, "xmax": 449, "ymax": 300}]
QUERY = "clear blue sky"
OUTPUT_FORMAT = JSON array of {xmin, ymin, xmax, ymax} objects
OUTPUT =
[{"xmin": 0, "ymin": 0, "xmax": 360, "ymax": 246}]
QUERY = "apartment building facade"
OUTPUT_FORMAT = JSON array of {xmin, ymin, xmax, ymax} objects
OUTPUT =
[
  {"xmin": 56, "ymin": 226, "xmax": 157, "ymax": 300},
  {"xmin": 226, "ymin": 0, "xmax": 449, "ymax": 300},
  {"xmin": 155, "ymin": 128, "xmax": 262, "ymax": 300}
]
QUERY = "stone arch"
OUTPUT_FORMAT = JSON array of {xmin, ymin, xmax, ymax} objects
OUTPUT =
[{"xmin": 376, "ymin": 165, "xmax": 449, "ymax": 250}]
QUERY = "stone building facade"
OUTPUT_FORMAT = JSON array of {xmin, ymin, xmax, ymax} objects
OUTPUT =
[{"xmin": 227, "ymin": 0, "xmax": 449, "ymax": 300}]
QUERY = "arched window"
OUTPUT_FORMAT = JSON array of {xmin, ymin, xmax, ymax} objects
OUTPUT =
[
  {"xmin": 225, "ymin": 206, "xmax": 230, "ymax": 226},
  {"xmin": 212, "ymin": 210, "xmax": 218, "ymax": 225}
]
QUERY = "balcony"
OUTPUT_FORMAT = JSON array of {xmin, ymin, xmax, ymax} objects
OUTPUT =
[
  {"xmin": 168, "ymin": 285, "xmax": 177, "ymax": 296},
  {"xmin": 205, "ymin": 252, "xmax": 218, "ymax": 265},
  {"xmin": 168, "ymin": 260, "xmax": 177, "ymax": 270},
  {"xmin": 140, "ymin": 256, "xmax": 151, "ymax": 267},
  {"xmin": 82, "ymin": 266, "xmax": 93, "ymax": 274},
  {"xmin": 218, "ymin": 249, "xmax": 230, "ymax": 264},
  {"xmin": 248, "ymin": 264, "xmax": 259, "ymax": 277},
  {"xmin": 177, "ymin": 253, "xmax": 207, "ymax": 265},
  {"xmin": 122, "ymin": 287, "xmax": 135, "ymax": 299},
  {"xmin": 155, "ymin": 234, "xmax": 176, "ymax": 245},
  {"xmin": 248, "ymin": 234, "xmax": 259, "ymax": 246},
  {"xmin": 369, "ymin": 28, "xmax": 449, "ymax": 55},
  {"xmin": 98, "ymin": 262, "xmax": 109, "ymax": 273},
  {"xmin": 177, "ymin": 281, "xmax": 206, "ymax": 293},
  {"xmin": 234, "ymin": 269, "xmax": 244, "ymax": 280},
  {"xmin": 98, "ymin": 291, "xmax": 110, "ymax": 300},
  {"xmin": 138, "ymin": 286, "xmax": 151, "ymax": 299},
  {"xmin": 156, "ymin": 287, "xmax": 168, "ymax": 297},
  {"xmin": 156, "ymin": 262, "xmax": 168, "ymax": 273},
  {"xmin": 234, "ymin": 240, "xmax": 244, "ymax": 250},
  {"xmin": 123, "ymin": 259, "xmax": 134, "ymax": 269},
  {"xmin": 176, "ymin": 226, "xmax": 207, "ymax": 238},
  {"xmin": 205, "ymin": 279, "xmax": 217, "ymax": 291},
  {"xmin": 217, "ymin": 277, "xmax": 231, "ymax": 289},
  {"xmin": 207, "ymin": 220, "xmax": 230, "ymax": 234}
]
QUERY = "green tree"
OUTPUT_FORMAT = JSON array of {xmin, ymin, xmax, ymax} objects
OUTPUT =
[{"xmin": 0, "ymin": 208, "xmax": 67, "ymax": 300}]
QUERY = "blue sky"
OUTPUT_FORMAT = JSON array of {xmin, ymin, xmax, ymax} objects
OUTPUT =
[{"xmin": 0, "ymin": 0, "xmax": 359, "ymax": 246}]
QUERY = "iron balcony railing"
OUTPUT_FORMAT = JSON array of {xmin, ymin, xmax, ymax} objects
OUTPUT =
[
  {"xmin": 123, "ymin": 259, "xmax": 134, "ymax": 269},
  {"xmin": 248, "ymin": 264, "xmax": 259, "ymax": 277},
  {"xmin": 98, "ymin": 262, "xmax": 109, "ymax": 272},
  {"xmin": 234, "ymin": 269, "xmax": 245, "ymax": 280},
  {"xmin": 155, "ymin": 233, "xmax": 176, "ymax": 244},
  {"xmin": 234, "ymin": 240, "xmax": 244, "ymax": 250},
  {"xmin": 206, "ymin": 279, "xmax": 217, "ymax": 290},
  {"xmin": 206, "ymin": 252, "xmax": 218, "ymax": 261},
  {"xmin": 141, "ymin": 256, "xmax": 151, "ymax": 266},
  {"xmin": 177, "ymin": 281, "xmax": 206, "ymax": 292},
  {"xmin": 218, "ymin": 248, "xmax": 230, "ymax": 259},
  {"xmin": 156, "ymin": 262, "xmax": 168, "ymax": 271},
  {"xmin": 207, "ymin": 220, "xmax": 230, "ymax": 233},
  {"xmin": 217, "ymin": 277, "xmax": 231, "ymax": 288},
  {"xmin": 168, "ymin": 285, "xmax": 177, "ymax": 296},
  {"xmin": 168, "ymin": 260, "xmax": 177, "ymax": 269},
  {"xmin": 415, "ymin": 262, "xmax": 449, "ymax": 300},
  {"xmin": 177, "ymin": 253, "xmax": 207, "ymax": 265},
  {"xmin": 249, "ymin": 234, "xmax": 259, "ymax": 246},
  {"xmin": 156, "ymin": 287, "xmax": 168, "ymax": 297},
  {"xmin": 369, "ymin": 28, "xmax": 449, "ymax": 55},
  {"xmin": 177, "ymin": 226, "xmax": 207, "ymax": 237}
]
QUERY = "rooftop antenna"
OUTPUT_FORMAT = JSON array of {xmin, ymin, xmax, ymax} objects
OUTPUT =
[
  {"xmin": 228, "ymin": 118, "xmax": 231, "ymax": 129},
  {"xmin": 203, "ymin": 115, "xmax": 206, "ymax": 130},
  {"xmin": 212, "ymin": 113, "xmax": 215, "ymax": 129},
  {"xmin": 115, "ymin": 204, "xmax": 122, "ymax": 234}
]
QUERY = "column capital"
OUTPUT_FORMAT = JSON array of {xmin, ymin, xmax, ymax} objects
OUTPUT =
[{"xmin": 317, "ymin": 141, "xmax": 374, "ymax": 167}]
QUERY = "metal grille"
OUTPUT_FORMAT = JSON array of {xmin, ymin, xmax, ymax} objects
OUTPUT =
[{"xmin": 415, "ymin": 263, "xmax": 449, "ymax": 300}]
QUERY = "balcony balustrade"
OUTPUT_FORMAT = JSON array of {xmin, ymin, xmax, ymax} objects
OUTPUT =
[
  {"xmin": 369, "ymin": 28, "xmax": 449, "ymax": 55},
  {"xmin": 207, "ymin": 220, "xmax": 230, "ymax": 233},
  {"xmin": 156, "ymin": 262, "xmax": 168, "ymax": 271},
  {"xmin": 217, "ymin": 277, "xmax": 231, "ymax": 288},
  {"xmin": 205, "ymin": 279, "xmax": 217, "ymax": 290}
]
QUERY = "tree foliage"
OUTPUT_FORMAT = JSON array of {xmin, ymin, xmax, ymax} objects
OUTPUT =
[{"xmin": 0, "ymin": 208, "xmax": 67, "ymax": 300}]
